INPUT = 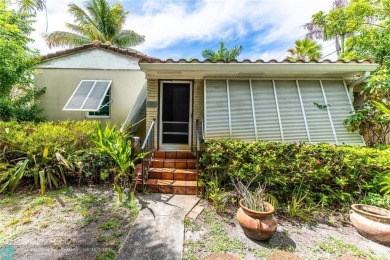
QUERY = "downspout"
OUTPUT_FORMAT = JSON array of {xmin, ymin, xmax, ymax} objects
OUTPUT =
[{"xmin": 348, "ymin": 71, "xmax": 371, "ymax": 98}]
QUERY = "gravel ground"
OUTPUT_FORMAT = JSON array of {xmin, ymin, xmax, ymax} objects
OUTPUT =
[{"xmin": 184, "ymin": 200, "xmax": 390, "ymax": 260}]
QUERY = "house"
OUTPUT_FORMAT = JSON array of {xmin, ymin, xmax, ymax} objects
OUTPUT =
[
  {"xmin": 138, "ymin": 58, "xmax": 379, "ymax": 151},
  {"xmin": 35, "ymin": 49, "xmax": 379, "ymax": 194},
  {"xmin": 34, "ymin": 41, "xmax": 151, "ymax": 132}
]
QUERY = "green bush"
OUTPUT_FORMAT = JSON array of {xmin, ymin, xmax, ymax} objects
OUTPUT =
[
  {"xmin": 201, "ymin": 140, "xmax": 390, "ymax": 207},
  {"xmin": 0, "ymin": 120, "xmax": 116, "ymax": 194}
]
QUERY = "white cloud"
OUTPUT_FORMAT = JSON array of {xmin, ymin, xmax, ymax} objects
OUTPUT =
[{"xmin": 30, "ymin": 0, "xmax": 337, "ymax": 60}]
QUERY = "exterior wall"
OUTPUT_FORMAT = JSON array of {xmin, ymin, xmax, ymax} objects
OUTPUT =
[
  {"xmin": 35, "ymin": 68, "xmax": 146, "ymax": 125},
  {"xmin": 145, "ymin": 79, "xmax": 205, "ymax": 150},
  {"xmin": 146, "ymin": 79, "xmax": 159, "ymax": 148},
  {"xmin": 192, "ymin": 80, "xmax": 204, "ymax": 146}
]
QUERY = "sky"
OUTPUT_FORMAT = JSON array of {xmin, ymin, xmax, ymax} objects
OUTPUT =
[{"xmin": 30, "ymin": 0, "xmax": 338, "ymax": 61}]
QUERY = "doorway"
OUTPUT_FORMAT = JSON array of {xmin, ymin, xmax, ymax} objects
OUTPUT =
[{"xmin": 159, "ymin": 81, "xmax": 192, "ymax": 150}]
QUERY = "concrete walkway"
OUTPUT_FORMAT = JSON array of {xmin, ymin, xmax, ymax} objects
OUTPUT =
[{"xmin": 117, "ymin": 193, "xmax": 200, "ymax": 260}]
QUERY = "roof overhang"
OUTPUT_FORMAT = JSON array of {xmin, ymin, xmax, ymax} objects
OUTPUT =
[{"xmin": 139, "ymin": 61, "xmax": 379, "ymax": 80}]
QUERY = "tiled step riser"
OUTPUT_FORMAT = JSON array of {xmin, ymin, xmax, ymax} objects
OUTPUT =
[
  {"xmin": 151, "ymin": 159, "xmax": 196, "ymax": 169},
  {"xmin": 154, "ymin": 151, "xmax": 196, "ymax": 160},
  {"xmin": 149, "ymin": 172, "xmax": 197, "ymax": 181}
]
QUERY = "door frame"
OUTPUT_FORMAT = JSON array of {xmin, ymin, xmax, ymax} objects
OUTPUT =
[{"xmin": 159, "ymin": 80, "xmax": 193, "ymax": 151}]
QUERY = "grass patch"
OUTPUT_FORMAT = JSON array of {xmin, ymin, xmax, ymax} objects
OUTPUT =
[
  {"xmin": 6, "ymin": 218, "xmax": 20, "ymax": 227},
  {"xmin": 30, "ymin": 196, "xmax": 56, "ymax": 207},
  {"xmin": 96, "ymin": 249, "xmax": 116, "ymax": 260},
  {"xmin": 317, "ymin": 236, "xmax": 386, "ymax": 260},
  {"xmin": 184, "ymin": 217, "xmax": 202, "ymax": 232},
  {"xmin": 99, "ymin": 220, "xmax": 119, "ymax": 230},
  {"xmin": 183, "ymin": 209, "xmax": 248, "ymax": 259},
  {"xmin": 97, "ymin": 234, "xmax": 106, "ymax": 243}
]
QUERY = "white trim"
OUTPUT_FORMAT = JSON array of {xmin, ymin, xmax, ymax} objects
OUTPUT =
[
  {"xmin": 159, "ymin": 80, "xmax": 193, "ymax": 150},
  {"xmin": 296, "ymin": 80, "xmax": 311, "ymax": 142},
  {"xmin": 249, "ymin": 80, "xmax": 258, "ymax": 141},
  {"xmin": 226, "ymin": 80, "xmax": 232, "ymax": 139},
  {"xmin": 319, "ymin": 80, "xmax": 338, "ymax": 143},
  {"xmin": 272, "ymin": 80, "xmax": 284, "ymax": 142}
]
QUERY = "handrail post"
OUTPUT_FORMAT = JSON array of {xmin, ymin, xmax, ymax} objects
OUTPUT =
[
  {"xmin": 141, "ymin": 118, "xmax": 155, "ymax": 191},
  {"xmin": 196, "ymin": 119, "xmax": 200, "ymax": 197}
]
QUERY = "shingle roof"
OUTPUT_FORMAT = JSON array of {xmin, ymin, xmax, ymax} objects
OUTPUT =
[
  {"xmin": 139, "ymin": 58, "xmax": 375, "ymax": 64},
  {"xmin": 40, "ymin": 40, "xmax": 154, "ymax": 62}
]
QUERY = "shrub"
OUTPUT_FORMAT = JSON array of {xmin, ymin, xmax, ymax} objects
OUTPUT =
[
  {"xmin": 0, "ymin": 120, "xmax": 116, "ymax": 194},
  {"xmin": 201, "ymin": 140, "xmax": 390, "ymax": 207}
]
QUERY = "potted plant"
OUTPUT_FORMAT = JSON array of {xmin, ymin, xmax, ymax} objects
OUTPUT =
[
  {"xmin": 350, "ymin": 204, "xmax": 390, "ymax": 245},
  {"xmin": 233, "ymin": 178, "xmax": 277, "ymax": 240}
]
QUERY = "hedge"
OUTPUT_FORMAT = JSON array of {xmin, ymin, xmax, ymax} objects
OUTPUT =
[{"xmin": 201, "ymin": 140, "xmax": 390, "ymax": 207}]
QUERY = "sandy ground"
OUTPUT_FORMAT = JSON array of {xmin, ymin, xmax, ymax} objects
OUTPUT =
[
  {"xmin": 0, "ymin": 185, "xmax": 138, "ymax": 260},
  {"xmin": 184, "ymin": 200, "xmax": 390, "ymax": 260}
]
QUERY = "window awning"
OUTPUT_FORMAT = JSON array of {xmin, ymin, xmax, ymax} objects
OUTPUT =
[
  {"xmin": 204, "ymin": 79, "xmax": 364, "ymax": 145},
  {"xmin": 63, "ymin": 80, "xmax": 112, "ymax": 111}
]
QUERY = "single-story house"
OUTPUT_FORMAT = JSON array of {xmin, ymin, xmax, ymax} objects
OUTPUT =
[
  {"xmin": 138, "ymin": 58, "xmax": 379, "ymax": 151},
  {"xmin": 34, "ymin": 41, "xmax": 151, "ymax": 132}
]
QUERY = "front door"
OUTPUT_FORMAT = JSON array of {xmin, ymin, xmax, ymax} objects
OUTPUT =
[{"xmin": 159, "ymin": 81, "xmax": 192, "ymax": 150}]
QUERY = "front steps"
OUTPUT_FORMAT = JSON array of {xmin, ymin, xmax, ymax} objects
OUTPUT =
[{"xmin": 139, "ymin": 151, "xmax": 204, "ymax": 195}]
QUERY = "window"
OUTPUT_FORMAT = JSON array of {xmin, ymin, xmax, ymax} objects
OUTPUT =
[
  {"xmin": 87, "ymin": 89, "xmax": 110, "ymax": 118},
  {"xmin": 63, "ymin": 80, "xmax": 112, "ymax": 118}
]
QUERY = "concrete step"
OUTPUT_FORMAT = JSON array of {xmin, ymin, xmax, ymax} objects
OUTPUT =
[{"xmin": 148, "ymin": 168, "xmax": 198, "ymax": 181}]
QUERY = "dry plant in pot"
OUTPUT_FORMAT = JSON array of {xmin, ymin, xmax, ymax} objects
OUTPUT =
[{"xmin": 233, "ymin": 178, "xmax": 278, "ymax": 241}]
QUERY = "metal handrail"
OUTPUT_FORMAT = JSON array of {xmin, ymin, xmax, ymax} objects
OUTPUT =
[{"xmin": 141, "ymin": 119, "xmax": 155, "ymax": 190}]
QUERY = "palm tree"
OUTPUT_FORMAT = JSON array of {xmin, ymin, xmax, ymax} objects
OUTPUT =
[
  {"xmin": 202, "ymin": 42, "xmax": 243, "ymax": 62},
  {"xmin": 16, "ymin": 0, "xmax": 45, "ymax": 13},
  {"xmin": 43, "ymin": 0, "xmax": 145, "ymax": 49},
  {"xmin": 286, "ymin": 39, "xmax": 322, "ymax": 61}
]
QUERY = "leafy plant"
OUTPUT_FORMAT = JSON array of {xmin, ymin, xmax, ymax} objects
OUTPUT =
[
  {"xmin": 0, "ymin": 159, "xmax": 28, "ymax": 194},
  {"xmin": 201, "ymin": 140, "xmax": 390, "ymax": 208},
  {"xmin": 94, "ymin": 123, "xmax": 144, "ymax": 202}
]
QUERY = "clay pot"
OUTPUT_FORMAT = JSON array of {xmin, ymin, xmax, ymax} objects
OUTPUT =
[
  {"xmin": 237, "ymin": 199, "xmax": 277, "ymax": 240},
  {"xmin": 350, "ymin": 204, "xmax": 390, "ymax": 245}
]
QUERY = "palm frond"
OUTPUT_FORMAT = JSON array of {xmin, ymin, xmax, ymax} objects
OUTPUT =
[
  {"xmin": 68, "ymin": 3, "xmax": 97, "ymax": 29},
  {"xmin": 43, "ymin": 31, "xmax": 90, "ymax": 48},
  {"xmin": 18, "ymin": 0, "xmax": 46, "ymax": 13},
  {"xmin": 202, "ymin": 49, "xmax": 216, "ymax": 60},
  {"xmin": 112, "ymin": 30, "xmax": 145, "ymax": 48}
]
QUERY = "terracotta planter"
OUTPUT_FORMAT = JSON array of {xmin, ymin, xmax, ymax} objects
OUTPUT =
[
  {"xmin": 237, "ymin": 199, "xmax": 277, "ymax": 240},
  {"xmin": 350, "ymin": 204, "xmax": 390, "ymax": 245}
]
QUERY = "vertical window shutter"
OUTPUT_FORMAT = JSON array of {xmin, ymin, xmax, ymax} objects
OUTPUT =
[
  {"xmin": 299, "ymin": 80, "xmax": 335, "ymax": 143},
  {"xmin": 229, "ymin": 80, "xmax": 256, "ymax": 141},
  {"xmin": 205, "ymin": 80, "xmax": 230, "ymax": 139},
  {"xmin": 322, "ymin": 80, "xmax": 363, "ymax": 144},
  {"xmin": 275, "ymin": 80, "xmax": 308, "ymax": 142},
  {"xmin": 252, "ymin": 80, "xmax": 282, "ymax": 141}
]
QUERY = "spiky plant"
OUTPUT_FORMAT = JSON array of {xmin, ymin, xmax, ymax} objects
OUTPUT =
[{"xmin": 286, "ymin": 39, "xmax": 322, "ymax": 62}]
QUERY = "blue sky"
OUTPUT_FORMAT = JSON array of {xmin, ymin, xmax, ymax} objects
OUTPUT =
[{"xmin": 31, "ymin": 0, "xmax": 337, "ymax": 60}]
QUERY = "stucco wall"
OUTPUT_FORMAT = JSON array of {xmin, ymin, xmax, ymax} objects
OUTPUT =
[
  {"xmin": 145, "ymin": 79, "xmax": 204, "ymax": 150},
  {"xmin": 35, "ymin": 68, "xmax": 146, "ymax": 125}
]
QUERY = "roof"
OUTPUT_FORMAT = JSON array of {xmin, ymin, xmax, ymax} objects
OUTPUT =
[
  {"xmin": 40, "ymin": 40, "xmax": 153, "ymax": 62},
  {"xmin": 139, "ymin": 58, "xmax": 375, "ymax": 64},
  {"xmin": 138, "ymin": 58, "xmax": 379, "ymax": 80}
]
